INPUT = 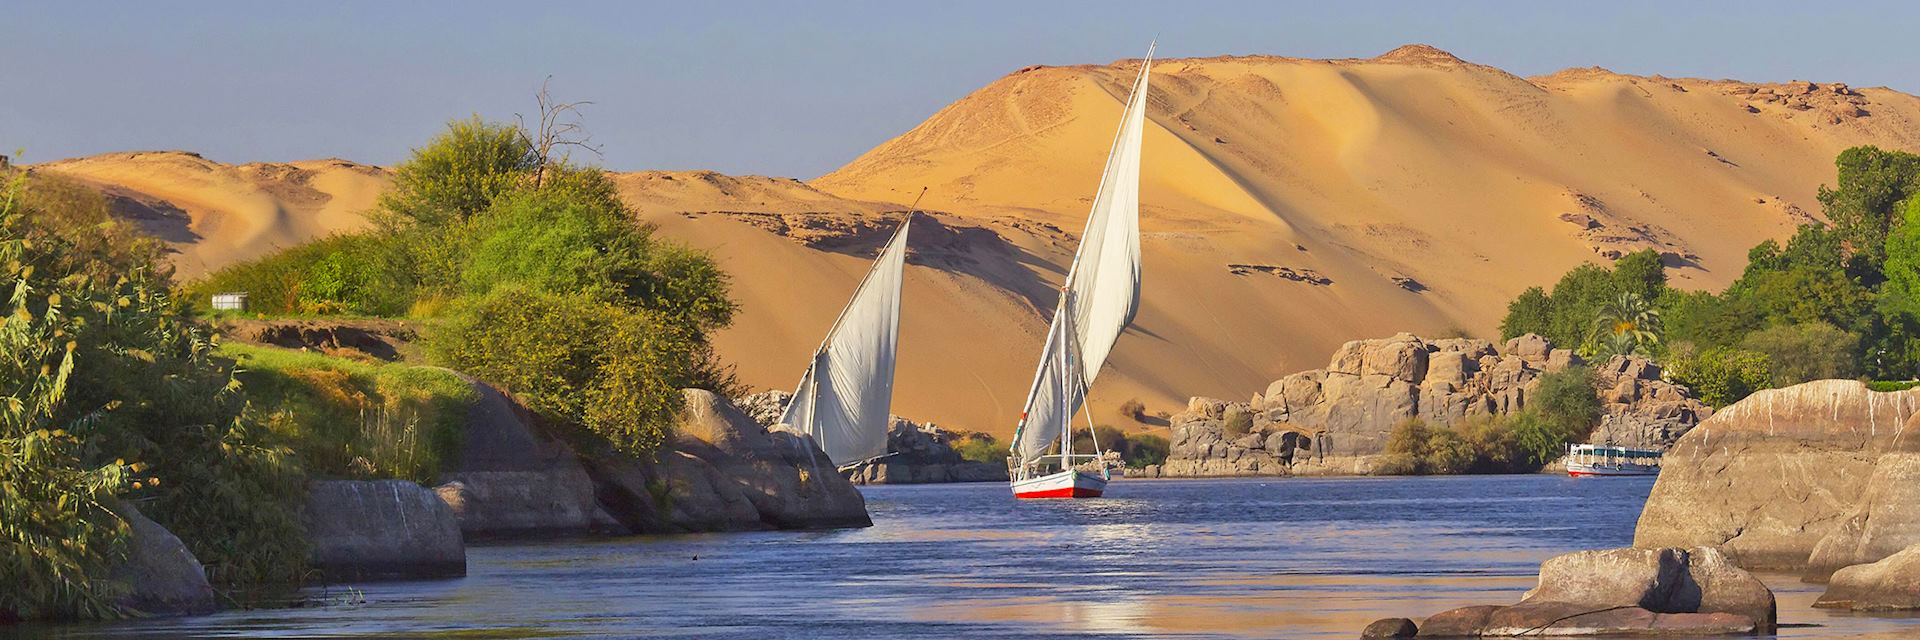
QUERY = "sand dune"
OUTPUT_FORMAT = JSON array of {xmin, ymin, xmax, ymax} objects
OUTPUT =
[
  {"xmin": 42, "ymin": 45, "xmax": 1920, "ymax": 436},
  {"xmin": 37, "ymin": 151, "xmax": 387, "ymax": 279}
]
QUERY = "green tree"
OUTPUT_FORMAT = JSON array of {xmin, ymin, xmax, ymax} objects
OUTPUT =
[
  {"xmin": 1534, "ymin": 366, "xmax": 1601, "ymax": 440},
  {"xmin": 1612, "ymin": 249, "xmax": 1667, "ymax": 301},
  {"xmin": 1818, "ymin": 146, "xmax": 1920, "ymax": 266},
  {"xmin": 1588, "ymin": 292, "xmax": 1661, "ymax": 358},
  {"xmin": 1659, "ymin": 289, "xmax": 1759, "ymax": 350},
  {"xmin": 1881, "ymin": 195, "xmax": 1920, "ymax": 317},
  {"xmin": 1500, "ymin": 287, "xmax": 1552, "ymax": 340},
  {"xmin": 376, "ymin": 117, "xmax": 537, "ymax": 229},
  {"xmin": 1740, "ymin": 322, "xmax": 1859, "ymax": 386}
]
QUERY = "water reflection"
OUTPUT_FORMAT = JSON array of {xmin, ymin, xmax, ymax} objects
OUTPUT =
[{"xmin": 10, "ymin": 476, "xmax": 1920, "ymax": 639}]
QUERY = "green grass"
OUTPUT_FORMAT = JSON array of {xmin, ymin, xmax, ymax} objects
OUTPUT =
[{"xmin": 221, "ymin": 343, "xmax": 477, "ymax": 483}]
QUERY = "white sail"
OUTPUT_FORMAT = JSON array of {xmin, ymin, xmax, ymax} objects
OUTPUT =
[
  {"xmin": 779, "ymin": 216, "xmax": 911, "ymax": 465},
  {"xmin": 1013, "ymin": 47, "xmax": 1151, "ymax": 463}
]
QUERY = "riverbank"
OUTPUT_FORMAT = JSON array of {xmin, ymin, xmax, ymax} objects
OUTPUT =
[{"xmin": 15, "ymin": 476, "xmax": 1919, "ymax": 639}]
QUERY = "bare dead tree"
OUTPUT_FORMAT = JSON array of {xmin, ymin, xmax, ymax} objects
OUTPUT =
[{"xmin": 516, "ymin": 76, "xmax": 604, "ymax": 188}]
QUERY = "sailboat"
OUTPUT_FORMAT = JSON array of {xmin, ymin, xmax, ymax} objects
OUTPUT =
[
  {"xmin": 778, "ymin": 208, "xmax": 914, "ymax": 471},
  {"xmin": 1008, "ymin": 44, "xmax": 1152, "ymax": 500}
]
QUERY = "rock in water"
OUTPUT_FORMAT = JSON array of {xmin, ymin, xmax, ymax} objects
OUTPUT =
[
  {"xmin": 109, "ymin": 501, "xmax": 217, "ymax": 616},
  {"xmin": 1523, "ymin": 548, "xmax": 1689, "ymax": 611},
  {"xmin": 1805, "ymin": 453, "xmax": 1920, "ymax": 580},
  {"xmin": 590, "ymin": 389, "xmax": 871, "ymax": 533},
  {"xmin": 1360, "ymin": 617, "xmax": 1417, "ymax": 638},
  {"xmin": 844, "ymin": 418, "xmax": 1010, "ymax": 484},
  {"xmin": 1399, "ymin": 546, "xmax": 1772, "ymax": 636},
  {"xmin": 305, "ymin": 480, "xmax": 466, "ymax": 581},
  {"xmin": 1816, "ymin": 544, "xmax": 1920, "ymax": 611},
  {"xmin": 1416, "ymin": 605, "xmax": 1499, "ymax": 636},
  {"xmin": 1679, "ymin": 547, "xmax": 1777, "ymax": 629},
  {"xmin": 1636, "ymin": 380, "xmax": 1920, "ymax": 572},
  {"xmin": 433, "ymin": 378, "xmax": 605, "ymax": 538}
]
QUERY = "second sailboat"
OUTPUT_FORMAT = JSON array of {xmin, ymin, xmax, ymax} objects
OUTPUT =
[{"xmin": 1007, "ymin": 44, "xmax": 1153, "ymax": 499}]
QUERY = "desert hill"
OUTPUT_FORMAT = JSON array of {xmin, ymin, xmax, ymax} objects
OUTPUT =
[
  {"xmin": 34, "ymin": 45, "xmax": 1920, "ymax": 436},
  {"xmin": 35, "ymin": 151, "xmax": 388, "ymax": 279}
]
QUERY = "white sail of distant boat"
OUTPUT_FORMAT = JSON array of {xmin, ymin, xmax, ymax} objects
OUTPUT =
[
  {"xmin": 779, "ymin": 211, "xmax": 913, "ymax": 468},
  {"xmin": 1008, "ymin": 43, "xmax": 1152, "ymax": 499}
]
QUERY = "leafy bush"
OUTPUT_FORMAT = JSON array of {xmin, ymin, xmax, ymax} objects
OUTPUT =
[
  {"xmin": 185, "ymin": 233, "xmax": 410, "ymax": 317},
  {"xmin": 952, "ymin": 432, "xmax": 1005, "ymax": 465},
  {"xmin": 1507, "ymin": 410, "xmax": 1576, "ymax": 467},
  {"xmin": 1868, "ymin": 380, "xmax": 1920, "ymax": 392},
  {"xmin": 1378, "ymin": 413, "xmax": 1561, "ymax": 475},
  {"xmin": 428, "ymin": 287, "xmax": 698, "ymax": 458},
  {"xmin": 223, "ymin": 344, "xmax": 476, "ymax": 483},
  {"xmin": 1666, "ymin": 345, "xmax": 1772, "ymax": 407},
  {"xmin": 1222, "ymin": 406, "xmax": 1254, "ymax": 438},
  {"xmin": 1534, "ymin": 366, "xmax": 1601, "ymax": 438},
  {"xmin": 1123, "ymin": 434, "xmax": 1170, "ymax": 468},
  {"xmin": 1, "ymin": 170, "xmax": 306, "ymax": 616},
  {"xmin": 1117, "ymin": 398, "xmax": 1146, "ymax": 422}
]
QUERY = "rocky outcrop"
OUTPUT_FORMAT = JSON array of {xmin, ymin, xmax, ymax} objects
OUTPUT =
[
  {"xmin": 108, "ymin": 502, "xmax": 217, "ymax": 616},
  {"xmin": 1403, "ymin": 546, "xmax": 1772, "ymax": 637},
  {"xmin": 1635, "ymin": 380, "xmax": 1920, "ymax": 573},
  {"xmin": 433, "ymin": 378, "xmax": 606, "ymax": 538},
  {"xmin": 736, "ymin": 390, "xmax": 1005, "ymax": 484},
  {"xmin": 587, "ymin": 389, "xmax": 871, "ymax": 533},
  {"xmin": 1162, "ymin": 333, "xmax": 1707, "ymax": 476},
  {"xmin": 844, "ymin": 419, "xmax": 1008, "ymax": 484},
  {"xmin": 1815, "ymin": 544, "xmax": 1920, "ymax": 611},
  {"xmin": 305, "ymin": 480, "xmax": 466, "ymax": 581}
]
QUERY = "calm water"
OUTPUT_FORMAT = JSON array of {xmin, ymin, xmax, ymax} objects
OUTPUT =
[{"xmin": 12, "ymin": 476, "xmax": 1920, "ymax": 639}]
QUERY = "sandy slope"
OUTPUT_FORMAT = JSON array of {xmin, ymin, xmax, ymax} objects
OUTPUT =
[
  {"xmin": 37, "ymin": 151, "xmax": 387, "ymax": 279},
  {"xmin": 40, "ymin": 45, "xmax": 1920, "ymax": 437},
  {"xmin": 811, "ymin": 45, "xmax": 1920, "ymax": 433}
]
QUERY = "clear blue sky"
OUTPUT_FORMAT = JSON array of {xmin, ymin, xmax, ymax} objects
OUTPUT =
[{"xmin": 3, "ymin": 1, "xmax": 1915, "ymax": 178}]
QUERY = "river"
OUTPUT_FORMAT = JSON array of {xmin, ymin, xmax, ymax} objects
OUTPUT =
[{"xmin": 13, "ymin": 475, "xmax": 1920, "ymax": 639}]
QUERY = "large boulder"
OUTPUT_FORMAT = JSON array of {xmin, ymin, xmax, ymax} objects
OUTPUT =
[
  {"xmin": 108, "ymin": 502, "xmax": 217, "ymax": 616},
  {"xmin": 1522, "ymin": 548, "xmax": 1689, "ymax": 611},
  {"xmin": 590, "ymin": 389, "xmax": 871, "ymax": 533},
  {"xmin": 1636, "ymin": 380, "xmax": 1920, "ymax": 571},
  {"xmin": 1805, "ymin": 453, "xmax": 1920, "ymax": 580},
  {"xmin": 434, "ymin": 378, "xmax": 604, "ymax": 538},
  {"xmin": 305, "ymin": 480, "xmax": 466, "ymax": 581},
  {"xmin": 1406, "ymin": 546, "xmax": 1772, "ymax": 637},
  {"xmin": 1815, "ymin": 544, "xmax": 1920, "ymax": 611}
]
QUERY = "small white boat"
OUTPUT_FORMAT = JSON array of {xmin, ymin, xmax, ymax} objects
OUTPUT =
[
  {"xmin": 1008, "ymin": 43, "xmax": 1153, "ymax": 500},
  {"xmin": 1010, "ymin": 468, "xmax": 1109, "ymax": 499},
  {"xmin": 1564, "ymin": 444, "xmax": 1662, "ymax": 477}
]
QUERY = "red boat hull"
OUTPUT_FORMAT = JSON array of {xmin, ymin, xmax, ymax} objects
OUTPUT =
[{"xmin": 1011, "ymin": 469, "xmax": 1107, "ymax": 499}]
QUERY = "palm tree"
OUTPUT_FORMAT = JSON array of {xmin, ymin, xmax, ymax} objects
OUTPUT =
[{"xmin": 1588, "ymin": 292, "xmax": 1662, "ymax": 358}]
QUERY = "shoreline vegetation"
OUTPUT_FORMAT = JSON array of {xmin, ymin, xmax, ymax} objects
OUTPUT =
[{"xmin": 1, "ymin": 101, "xmax": 777, "ymax": 622}]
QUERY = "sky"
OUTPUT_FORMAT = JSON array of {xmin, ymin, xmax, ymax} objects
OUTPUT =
[{"xmin": 4, "ymin": 1, "xmax": 1917, "ymax": 179}]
